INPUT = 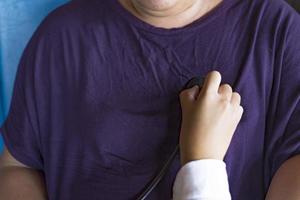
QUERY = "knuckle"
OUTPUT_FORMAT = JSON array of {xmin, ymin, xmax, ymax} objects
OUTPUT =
[
  {"xmin": 180, "ymin": 88, "xmax": 196, "ymax": 101},
  {"xmin": 232, "ymin": 92, "xmax": 241, "ymax": 100},
  {"xmin": 186, "ymin": 92, "xmax": 194, "ymax": 100},
  {"xmin": 179, "ymin": 91, "xmax": 188, "ymax": 100},
  {"xmin": 220, "ymin": 97, "xmax": 231, "ymax": 106},
  {"xmin": 219, "ymin": 84, "xmax": 232, "ymax": 94},
  {"xmin": 223, "ymin": 84, "xmax": 232, "ymax": 91},
  {"xmin": 239, "ymin": 105, "xmax": 244, "ymax": 112},
  {"xmin": 232, "ymin": 91, "xmax": 240, "ymax": 97},
  {"xmin": 234, "ymin": 105, "xmax": 244, "ymax": 116},
  {"xmin": 179, "ymin": 91, "xmax": 184, "ymax": 98},
  {"xmin": 232, "ymin": 105, "xmax": 243, "ymax": 116},
  {"xmin": 179, "ymin": 89, "xmax": 188, "ymax": 96},
  {"xmin": 210, "ymin": 70, "xmax": 221, "ymax": 78}
]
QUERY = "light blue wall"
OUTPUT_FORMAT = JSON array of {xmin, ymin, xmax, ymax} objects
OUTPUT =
[{"xmin": 0, "ymin": 0, "xmax": 68, "ymax": 152}]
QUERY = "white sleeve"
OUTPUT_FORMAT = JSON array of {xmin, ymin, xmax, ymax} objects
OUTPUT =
[{"xmin": 172, "ymin": 159, "xmax": 231, "ymax": 200}]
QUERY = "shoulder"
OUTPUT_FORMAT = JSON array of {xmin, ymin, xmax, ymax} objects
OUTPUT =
[
  {"xmin": 235, "ymin": 0, "xmax": 300, "ymax": 25},
  {"xmin": 238, "ymin": 0, "xmax": 300, "ymax": 51},
  {"xmin": 254, "ymin": 0, "xmax": 300, "ymax": 26},
  {"xmin": 263, "ymin": 0, "xmax": 300, "ymax": 54}
]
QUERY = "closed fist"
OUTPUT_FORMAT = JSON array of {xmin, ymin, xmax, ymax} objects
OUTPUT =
[{"xmin": 179, "ymin": 71, "xmax": 244, "ymax": 166}]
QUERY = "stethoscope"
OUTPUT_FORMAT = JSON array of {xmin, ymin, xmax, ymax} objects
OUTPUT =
[{"xmin": 136, "ymin": 76, "xmax": 205, "ymax": 200}]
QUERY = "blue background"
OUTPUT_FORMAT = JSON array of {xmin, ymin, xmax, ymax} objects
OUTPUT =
[{"xmin": 0, "ymin": 0, "xmax": 68, "ymax": 152}]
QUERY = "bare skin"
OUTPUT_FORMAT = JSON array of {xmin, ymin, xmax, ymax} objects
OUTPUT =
[
  {"xmin": 265, "ymin": 155, "xmax": 300, "ymax": 200},
  {"xmin": 118, "ymin": 0, "xmax": 223, "ymax": 28},
  {"xmin": 0, "ymin": 148, "xmax": 47, "ymax": 200}
]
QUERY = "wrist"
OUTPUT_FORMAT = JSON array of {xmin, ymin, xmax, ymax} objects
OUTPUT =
[{"xmin": 180, "ymin": 151, "xmax": 224, "ymax": 166}]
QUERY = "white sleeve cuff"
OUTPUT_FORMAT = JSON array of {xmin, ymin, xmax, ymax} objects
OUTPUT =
[{"xmin": 172, "ymin": 159, "xmax": 231, "ymax": 200}]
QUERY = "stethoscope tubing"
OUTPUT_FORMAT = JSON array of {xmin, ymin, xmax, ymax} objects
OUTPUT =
[{"xmin": 136, "ymin": 77, "xmax": 204, "ymax": 200}]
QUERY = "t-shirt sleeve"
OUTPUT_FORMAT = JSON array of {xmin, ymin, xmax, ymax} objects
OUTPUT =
[
  {"xmin": 0, "ymin": 30, "xmax": 47, "ymax": 170},
  {"xmin": 264, "ymin": 9, "xmax": 300, "ymax": 182}
]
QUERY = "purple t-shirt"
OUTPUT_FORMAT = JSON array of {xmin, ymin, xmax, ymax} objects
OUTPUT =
[{"xmin": 1, "ymin": 0, "xmax": 300, "ymax": 199}]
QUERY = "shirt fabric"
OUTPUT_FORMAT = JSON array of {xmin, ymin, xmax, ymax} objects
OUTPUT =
[
  {"xmin": 1, "ymin": 0, "xmax": 300, "ymax": 199},
  {"xmin": 173, "ymin": 159, "xmax": 231, "ymax": 200}
]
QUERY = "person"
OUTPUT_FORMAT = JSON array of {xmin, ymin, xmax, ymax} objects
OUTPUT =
[
  {"xmin": 173, "ymin": 70, "xmax": 242, "ymax": 200},
  {"xmin": 1, "ymin": 0, "xmax": 300, "ymax": 199}
]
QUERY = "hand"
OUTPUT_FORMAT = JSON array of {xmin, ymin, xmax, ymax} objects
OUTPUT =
[{"xmin": 178, "ymin": 71, "xmax": 244, "ymax": 166}]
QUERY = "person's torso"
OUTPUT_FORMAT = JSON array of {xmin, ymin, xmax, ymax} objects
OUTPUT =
[{"xmin": 33, "ymin": 0, "xmax": 296, "ymax": 199}]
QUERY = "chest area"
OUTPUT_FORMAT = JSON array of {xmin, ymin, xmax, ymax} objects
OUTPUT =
[{"xmin": 45, "ymin": 32, "xmax": 273, "ymax": 175}]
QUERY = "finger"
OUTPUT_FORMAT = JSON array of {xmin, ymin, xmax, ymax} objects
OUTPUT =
[
  {"xmin": 218, "ymin": 84, "xmax": 232, "ymax": 100},
  {"xmin": 232, "ymin": 104, "xmax": 244, "ymax": 121},
  {"xmin": 186, "ymin": 85, "xmax": 200, "ymax": 101},
  {"xmin": 230, "ymin": 92, "xmax": 241, "ymax": 105},
  {"xmin": 236, "ymin": 105, "xmax": 244, "ymax": 121},
  {"xmin": 179, "ymin": 85, "xmax": 200, "ymax": 102},
  {"xmin": 201, "ymin": 71, "xmax": 222, "ymax": 95}
]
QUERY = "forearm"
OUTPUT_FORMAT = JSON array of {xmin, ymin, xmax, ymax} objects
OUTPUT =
[{"xmin": 0, "ymin": 166, "xmax": 47, "ymax": 200}]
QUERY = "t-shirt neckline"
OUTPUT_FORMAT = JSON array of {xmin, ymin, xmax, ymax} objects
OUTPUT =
[{"xmin": 108, "ymin": 0, "xmax": 233, "ymax": 36}]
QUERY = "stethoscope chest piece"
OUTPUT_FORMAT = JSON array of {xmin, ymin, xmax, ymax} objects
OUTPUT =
[{"xmin": 184, "ymin": 76, "xmax": 205, "ymax": 90}]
